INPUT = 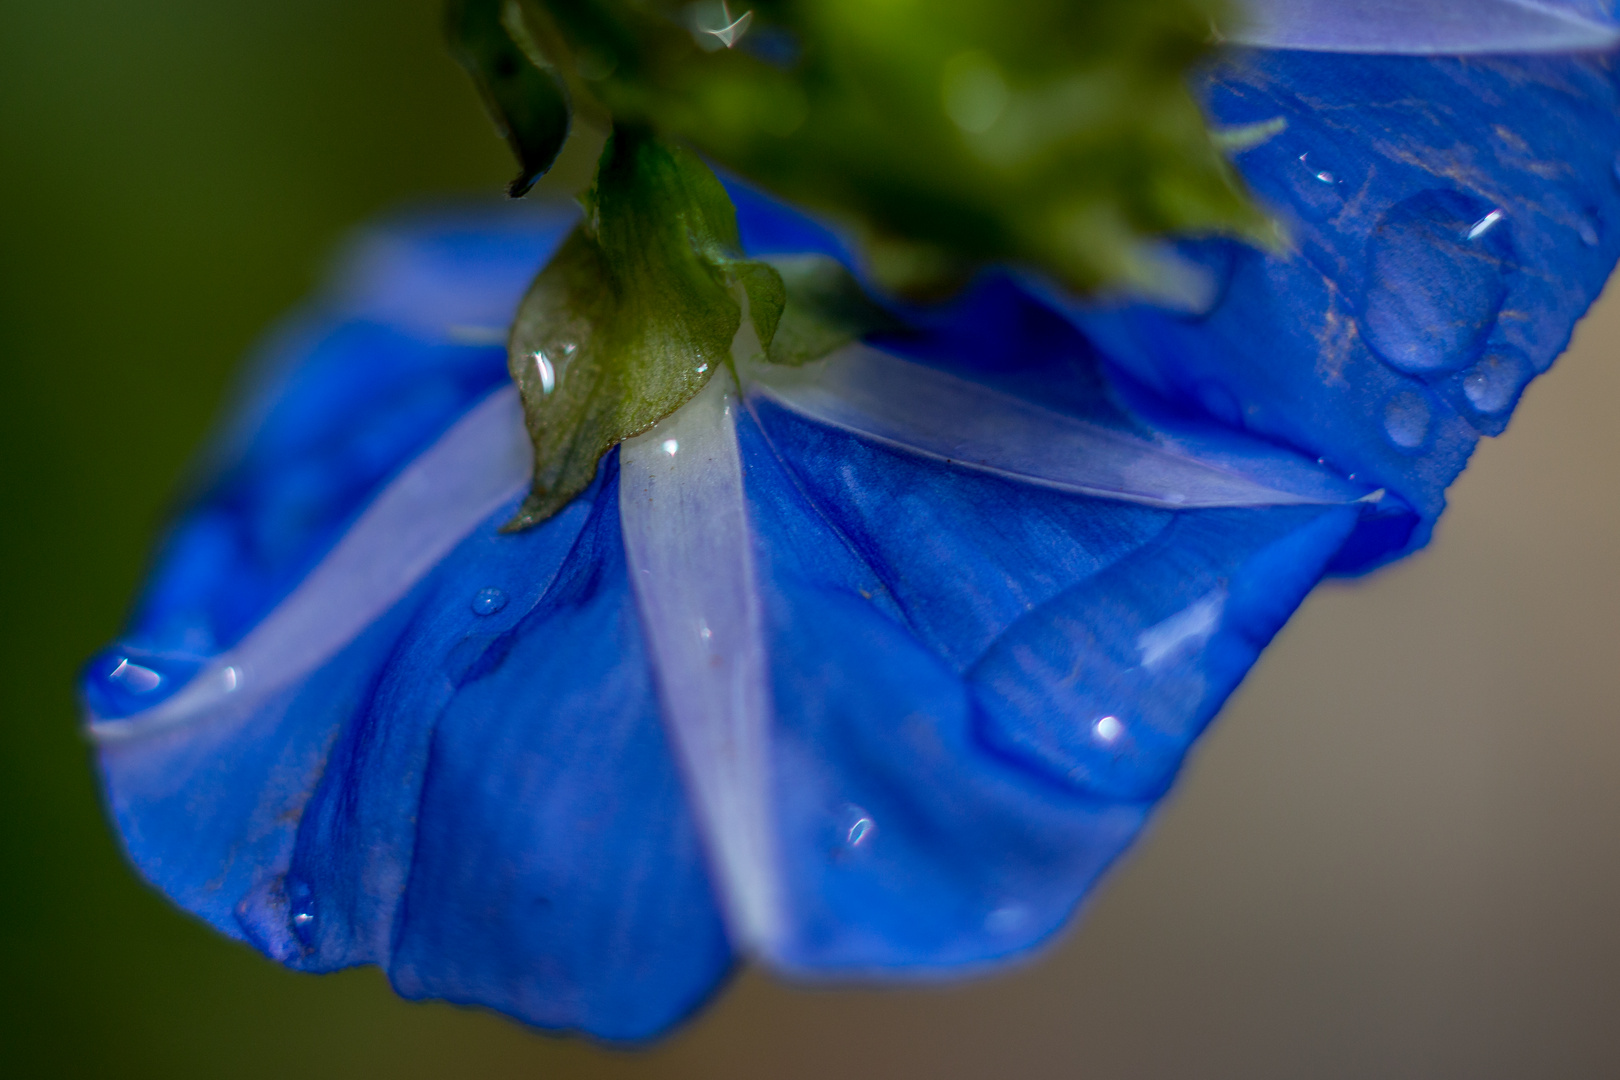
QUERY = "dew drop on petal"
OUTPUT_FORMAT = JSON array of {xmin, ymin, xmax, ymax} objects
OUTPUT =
[
  {"xmin": 471, "ymin": 587, "xmax": 508, "ymax": 616},
  {"xmin": 1362, "ymin": 191, "xmax": 1513, "ymax": 375},
  {"xmin": 286, "ymin": 877, "xmax": 317, "ymax": 948},
  {"xmin": 1383, "ymin": 389, "xmax": 1432, "ymax": 450},
  {"xmin": 661, "ymin": 438, "xmax": 680, "ymax": 456},
  {"xmin": 1579, "ymin": 217, "xmax": 1601, "ymax": 247},
  {"xmin": 1093, "ymin": 714, "xmax": 1125, "ymax": 743},
  {"xmin": 1463, "ymin": 353, "xmax": 1523, "ymax": 415},
  {"xmin": 1289, "ymin": 151, "xmax": 1351, "ymax": 219},
  {"xmin": 84, "ymin": 646, "xmax": 217, "ymax": 719},
  {"xmin": 842, "ymin": 804, "xmax": 876, "ymax": 849},
  {"xmin": 109, "ymin": 657, "xmax": 163, "ymax": 694}
]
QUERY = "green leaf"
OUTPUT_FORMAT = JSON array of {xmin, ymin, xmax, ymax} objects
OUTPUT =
[
  {"xmin": 505, "ymin": 126, "xmax": 785, "ymax": 528},
  {"xmin": 445, "ymin": 0, "xmax": 571, "ymax": 196},
  {"xmin": 757, "ymin": 254, "xmax": 903, "ymax": 366},
  {"xmin": 523, "ymin": 0, "xmax": 1269, "ymax": 297}
]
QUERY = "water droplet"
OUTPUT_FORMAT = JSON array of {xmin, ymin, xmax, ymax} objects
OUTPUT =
[
  {"xmin": 1579, "ymin": 218, "xmax": 1601, "ymax": 247},
  {"xmin": 1093, "ymin": 715, "xmax": 1124, "ymax": 743},
  {"xmin": 841, "ymin": 803, "xmax": 876, "ymax": 848},
  {"xmin": 530, "ymin": 350, "xmax": 556, "ymax": 395},
  {"xmin": 695, "ymin": 363, "xmax": 709, "ymax": 374},
  {"xmin": 109, "ymin": 657, "xmax": 163, "ymax": 694},
  {"xmin": 83, "ymin": 646, "xmax": 209, "ymax": 719},
  {"xmin": 1466, "ymin": 208, "xmax": 1505, "ymax": 240},
  {"xmin": 1362, "ymin": 191, "xmax": 1513, "ymax": 374},
  {"xmin": 471, "ymin": 587, "xmax": 508, "ymax": 616},
  {"xmin": 1289, "ymin": 151, "xmax": 1352, "ymax": 219},
  {"xmin": 1382, "ymin": 390, "xmax": 1432, "ymax": 451},
  {"xmin": 846, "ymin": 817, "xmax": 874, "ymax": 847},
  {"xmin": 661, "ymin": 438, "xmax": 680, "ymax": 456},
  {"xmin": 286, "ymin": 877, "xmax": 316, "ymax": 948},
  {"xmin": 1463, "ymin": 352, "xmax": 1523, "ymax": 415}
]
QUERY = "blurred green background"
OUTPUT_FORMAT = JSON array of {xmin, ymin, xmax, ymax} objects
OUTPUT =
[{"xmin": 5, "ymin": 3, "xmax": 1620, "ymax": 1077}]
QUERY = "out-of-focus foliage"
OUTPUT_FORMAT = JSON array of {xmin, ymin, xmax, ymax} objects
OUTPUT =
[
  {"xmin": 495, "ymin": 0, "xmax": 1270, "ymax": 296},
  {"xmin": 446, "ymin": 0, "xmax": 572, "ymax": 195}
]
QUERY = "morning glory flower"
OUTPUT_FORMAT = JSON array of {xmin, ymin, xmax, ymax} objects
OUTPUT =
[{"xmin": 81, "ymin": 1, "xmax": 1620, "ymax": 1041}]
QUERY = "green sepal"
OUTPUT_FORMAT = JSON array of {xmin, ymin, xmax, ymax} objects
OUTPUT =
[
  {"xmin": 505, "ymin": 126, "xmax": 785, "ymax": 529},
  {"xmin": 757, "ymin": 255, "xmax": 904, "ymax": 367},
  {"xmin": 446, "ymin": 0, "xmax": 571, "ymax": 196}
]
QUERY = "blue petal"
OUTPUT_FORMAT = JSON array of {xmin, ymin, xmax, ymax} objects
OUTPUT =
[
  {"xmin": 231, "ymin": 482, "xmax": 598, "ymax": 970},
  {"xmin": 91, "ymin": 51, "xmax": 1620, "ymax": 1034},
  {"xmin": 86, "ymin": 201, "xmax": 569, "ymax": 715},
  {"xmin": 737, "ymin": 373, "xmax": 1360, "ymax": 971},
  {"xmin": 93, "ymin": 205, "xmax": 735, "ymax": 1038},
  {"xmin": 1059, "ymin": 51, "xmax": 1620, "ymax": 568},
  {"xmin": 95, "ymin": 599, "xmax": 421, "ymax": 938},
  {"xmin": 385, "ymin": 461, "xmax": 732, "ymax": 1040}
]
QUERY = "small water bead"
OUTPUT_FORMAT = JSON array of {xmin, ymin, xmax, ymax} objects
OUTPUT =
[
  {"xmin": 471, "ymin": 587, "xmax": 508, "ymax": 616},
  {"xmin": 1579, "ymin": 217, "xmax": 1601, "ymax": 247},
  {"xmin": 286, "ymin": 877, "xmax": 317, "ymax": 948},
  {"xmin": 1093, "ymin": 715, "xmax": 1124, "ymax": 743},
  {"xmin": 83, "ymin": 646, "xmax": 210, "ymax": 719},
  {"xmin": 1289, "ymin": 151, "xmax": 1349, "ymax": 219},
  {"xmin": 109, "ymin": 657, "xmax": 162, "ymax": 694},
  {"xmin": 1467, "ymin": 209, "xmax": 1504, "ymax": 240},
  {"xmin": 841, "ymin": 804, "xmax": 876, "ymax": 849},
  {"xmin": 531, "ymin": 350, "xmax": 556, "ymax": 395},
  {"xmin": 1382, "ymin": 389, "xmax": 1433, "ymax": 451},
  {"xmin": 1362, "ymin": 190, "xmax": 1514, "ymax": 375},
  {"xmin": 1463, "ymin": 352, "xmax": 1523, "ymax": 415}
]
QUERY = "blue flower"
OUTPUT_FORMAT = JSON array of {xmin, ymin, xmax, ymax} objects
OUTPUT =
[{"xmin": 82, "ymin": 15, "xmax": 1620, "ymax": 1041}]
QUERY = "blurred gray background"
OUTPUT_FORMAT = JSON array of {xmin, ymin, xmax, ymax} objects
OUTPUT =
[{"xmin": 3, "ymin": 2, "xmax": 1618, "ymax": 1076}]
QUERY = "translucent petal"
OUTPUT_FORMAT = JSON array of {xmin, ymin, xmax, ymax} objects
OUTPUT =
[
  {"xmin": 1227, "ymin": 0, "xmax": 1619, "ymax": 54},
  {"xmin": 619, "ymin": 374, "xmax": 783, "ymax": 951},
  {"xmin": 744, "ymin": 344, "xmax": 1367, "ymax": 509},
  {"xmin": 88, "ymin": 387, "xmax": 530, "ymax": 740}
]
